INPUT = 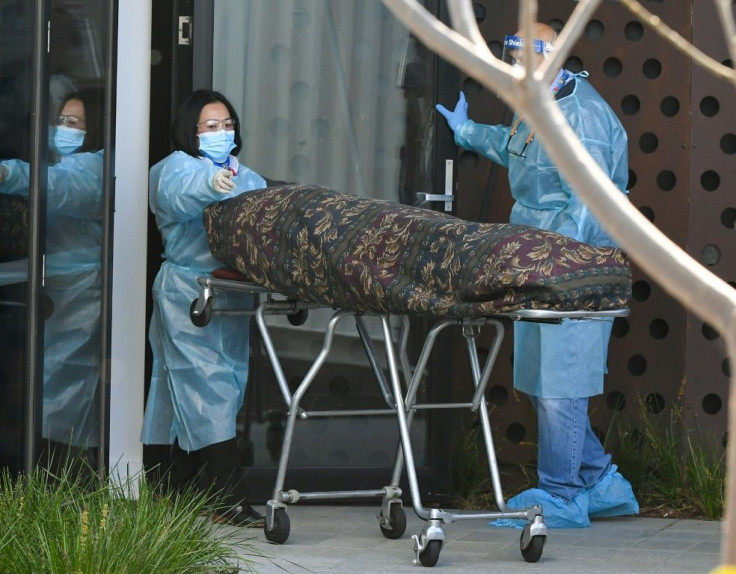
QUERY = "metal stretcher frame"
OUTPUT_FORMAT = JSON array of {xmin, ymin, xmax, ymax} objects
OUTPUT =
[{"xmin": 191, "ymin": 271, "xmax": 630, "ymax": 567}]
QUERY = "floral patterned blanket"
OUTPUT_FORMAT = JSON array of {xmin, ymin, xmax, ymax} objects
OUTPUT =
[{"xmin": 203, "ymin": 184, "xmax": 631, "ymax": 318}]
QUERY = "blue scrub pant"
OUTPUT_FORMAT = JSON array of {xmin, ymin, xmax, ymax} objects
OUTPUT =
[{"xmin": 529, "ymin": 396, "xmax": 612, "ymax": 501}]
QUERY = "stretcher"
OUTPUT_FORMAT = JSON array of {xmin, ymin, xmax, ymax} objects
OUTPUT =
[{"xmin": 191, "ymin": 267, "xmax": 629, "ymax": 567}]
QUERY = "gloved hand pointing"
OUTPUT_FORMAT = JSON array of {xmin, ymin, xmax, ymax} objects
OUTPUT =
[
  {"xmin": 435, "ymin": 91, "xmax": 469, "ymax": 132},
  {"xmin": 212, "ymin": 168, "xmax": 236, "ymax": 193}
]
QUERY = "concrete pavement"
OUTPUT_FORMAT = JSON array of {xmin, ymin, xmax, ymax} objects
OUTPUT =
[{"xmin": 227, "ymin": 504, "xmax": 722, "ymax": 573}]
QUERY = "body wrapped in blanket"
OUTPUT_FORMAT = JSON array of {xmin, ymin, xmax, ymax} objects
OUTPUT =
[{"xmin": 203, "ymin": 184, "xmax": 630, "ymax": 317}]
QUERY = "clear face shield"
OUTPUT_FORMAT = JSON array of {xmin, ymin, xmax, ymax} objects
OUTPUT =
[{"xmin": 502, "ymin": 34, "xmax": 554, "ymax": 70}]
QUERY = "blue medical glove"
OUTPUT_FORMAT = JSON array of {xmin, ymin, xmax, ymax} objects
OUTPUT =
[{"xmin": 435, "ymin": 91, "xmax": 469, "ymax": 132}]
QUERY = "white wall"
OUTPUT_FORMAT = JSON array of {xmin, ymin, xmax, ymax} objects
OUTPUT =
[{"xmin": 109, "ymin": 0, "xmax": 151, "ymax": 481}]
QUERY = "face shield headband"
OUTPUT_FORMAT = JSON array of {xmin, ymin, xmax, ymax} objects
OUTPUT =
[{"xmin": 502, "ymin": 34, "xmax": 554, "ymax": 68}]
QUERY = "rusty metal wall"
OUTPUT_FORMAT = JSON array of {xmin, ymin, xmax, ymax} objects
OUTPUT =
[{"xmin": 447, "ymin": 1, "xmax": 733, "ymax": 464}]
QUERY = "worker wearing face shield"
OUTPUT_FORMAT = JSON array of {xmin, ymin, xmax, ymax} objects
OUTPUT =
[
  {"xmin": 436, "ymin": 23, "xmax": 638, "ymax": 528},
  {"xmin": 501, "ymin": 32, "xmax": 553, "ymax": 71}
]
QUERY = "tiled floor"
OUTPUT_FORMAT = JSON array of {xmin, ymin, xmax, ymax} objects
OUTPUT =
[{"xmin": 226, "ymin": 504, "xmax": 723, "ymax": 573}]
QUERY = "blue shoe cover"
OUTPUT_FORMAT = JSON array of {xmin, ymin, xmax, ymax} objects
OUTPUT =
[
  {"xmin": 489, "ymin": 488, "xmax": 590, "ymax": 529},
  {"xmin": 587, "ymin": 465, "xmax": 639, "ymax": 518}
]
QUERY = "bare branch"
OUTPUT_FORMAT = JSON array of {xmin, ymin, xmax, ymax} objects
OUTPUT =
[
  {"xmin": 523, "ymin": 88, "xmax": 736, "ymax": 334},
  {"xmin": 727, "ymin": 331, "xmax": 736, "ymax": 567},
  {"xmin": 380, "ymin": 0, "xmax": 736, "ymax": 564},
  {"xmin": 381, "ymin": 0, "xmax": 517, "ymax": 102},
  {"xmin": 520, "ymin": 0, "xmax": 537, "ymax": 92},
  {"xmin": 540, "ymin": 0, "xmax": 603, "ymax": 85},
  {"xmin": 618, "ymin": 0, "xmax": 736, "ymax": 82},
  {"xmin": 447, "ymin": 0, "xmax": 490, "ymax": 57},
  {"xmin": 381, "ymin": 0, "xmax": 736, "ymax": 332},
  {"xmin": 714, "ymin": 0, "xmax": 736, "ymax": 91}
]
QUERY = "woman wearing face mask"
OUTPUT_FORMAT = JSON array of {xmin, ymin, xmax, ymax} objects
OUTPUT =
[
  {"xmin": 0, "ymin": 86, "xmax": 104, "ymax": 208},
  {"xmin": 0, "ymin": 87, "xmax": 105, "ymax": 471},
  {"xmin": 141, "ymin": 90, "xmax": 267, "ymax": 526}
]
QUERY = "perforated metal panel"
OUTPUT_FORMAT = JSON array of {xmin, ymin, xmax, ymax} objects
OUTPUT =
[
  {"xmin": 448, "ymin": 1, "xmax": 734, "ymax": 464},
  {"xmin": 686, "ymin": 1, "xmax": 734, "ymax": 444}
]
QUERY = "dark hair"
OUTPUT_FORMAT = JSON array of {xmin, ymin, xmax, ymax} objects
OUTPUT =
[
  {"xmin": 58, "ymin": 86, "xmax": 105, "ymax": 152},
  {"xmin": 171, "ymin": 90, "xmax": 242, "ymax": 158}
]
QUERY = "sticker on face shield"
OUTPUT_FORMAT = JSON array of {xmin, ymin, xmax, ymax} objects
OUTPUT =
[
  {"xmin": 502, "ymin": 35, "xmax": 553, "ymax": 68},
  {"xmin": 504, "ymin": 35, "xmax": 525, "ymax": 50},
  {"xmin": 503, "ymin": 35, "xmax": 551, "ymax": 54}
]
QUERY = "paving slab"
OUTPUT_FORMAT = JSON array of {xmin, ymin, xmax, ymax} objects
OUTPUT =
[{"xmin": 226, "ymin": 505, "xmax": 723, "ymax": 573}]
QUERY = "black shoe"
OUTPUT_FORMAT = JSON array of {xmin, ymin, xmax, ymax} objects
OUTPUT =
[{"xmin": 211, "ymin": 502, "xmax": 265, "ymax": 528}]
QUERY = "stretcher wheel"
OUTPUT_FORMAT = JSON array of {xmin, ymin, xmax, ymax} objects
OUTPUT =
[
  {"xmin": 264, "ymin": 508, "xmax": 290, "ymax": 544},
  {"xmin": 418, "ymin": 539, "xmax": 442, "ymax": 567},
  {"xmin": 379, "ymin": 504, "xmax": 406, "ymax": 539},
  {"xmin": 520, "ymin": 525, "xmax": 545, "ymax": 563},
  {"xmin": 287, "ymin": 308, "xmax": 308, "ymax": 326},
  {"xmin": 190, "ymin": 298, "xmax": 213, "ymax": 327}
]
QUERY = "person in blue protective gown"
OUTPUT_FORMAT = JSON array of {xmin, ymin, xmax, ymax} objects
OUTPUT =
[
  {"xmin": 0, "ymin": 87, "xmax": 105, "ymax": 472},
  {"xmin": 141, "ymin": 90, "xmax": 267, "ymax": 526},
  {"xmin": 436, "ymin": 22, "xmax": 639, "ymax": 528}
]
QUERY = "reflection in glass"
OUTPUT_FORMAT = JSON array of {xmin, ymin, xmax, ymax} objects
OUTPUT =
[
  {"xmin": 43, "ymin": 87, "xmax": 105, "ymax": 470},
  {"xmin": 0, "ymin": 87, "xmax": 105, "ymax": 471},
  {"xmin": 0, "ymin": 0, "xmax": 35, "ymax": 472},
  {"xmin": 49, "ymin": 0, "xmax": 108, "ymax": 476},
  {"xmin": 0, "ymin": 0, "xmax": 110, "ymax": 475}
]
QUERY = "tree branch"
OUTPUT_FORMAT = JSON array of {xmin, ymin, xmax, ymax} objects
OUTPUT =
[
  {"xmin": 380, "ymin": 0, "xmax": 736, "ymax": 566},
  {"xmin": 714, "ymin": 0, "xmax": 736, "ymax": 92},
  {"xmin": 618, "ymin": 0, "xmax": 736, "ymax": 83},
  {"xmin": 540, "ymin": 0, "xmax": 603, "ymax": 85},
  {"xmin": 380, "ymin": 0, "xmax": 517, "ymax": 101},
  {"xmin": 447, "ymin": 0, "xmax": 489, "ymax": 57}
]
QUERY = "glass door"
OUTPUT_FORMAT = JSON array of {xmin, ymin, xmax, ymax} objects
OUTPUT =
[
  {"xmin": 39, "ymin": 0, "xmax": 115, "ymax": 477},
  {"xmin": 0, "ymin": 0, "xmax": 40, "ymax": 473},
  {"xmin": 0, "ymin": 0, "xmax": 116, "ymax": 476},
  {"xmin": 207, "ymin": 0, "xmax": 445, "ymax": 500}
]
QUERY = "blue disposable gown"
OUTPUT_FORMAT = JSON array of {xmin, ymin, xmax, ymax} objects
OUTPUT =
[
  {"xmin": 141, "ymin": 151, "xmax": 266, "ymax": 451},
  {"xmin": 0, "ymin": 151, "xmax": 104, "ymax": 446},
  {"xmin": 454, "ymin": 74, "xmax": 629, "ymax": 398}
]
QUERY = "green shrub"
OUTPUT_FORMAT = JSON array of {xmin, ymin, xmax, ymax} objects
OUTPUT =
[
  {"xmin": 608, "ymin": 392, "xmax": 725, "ymax": 520},
  {"xmin": 451, "ymin": 391, "xmax": 725, "ymax": 520},
  {"xmin": 0, "ymin": 463, "xmax": 263, "ymax": 573}
]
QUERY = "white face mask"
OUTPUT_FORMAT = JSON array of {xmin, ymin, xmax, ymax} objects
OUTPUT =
[{"xmin": 53, "ymin": 125, "xmax": 86, "ymax": 156}]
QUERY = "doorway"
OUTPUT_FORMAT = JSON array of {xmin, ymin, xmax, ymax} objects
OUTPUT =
[{"xmin": 146, "ymin": 0, "xmax": 458, "ymax": 502}]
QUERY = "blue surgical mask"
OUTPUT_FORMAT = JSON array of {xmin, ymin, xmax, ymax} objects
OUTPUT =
[
  {"xmin": 54, "ymin": 125, "xmax": 86, "ymax": 156},
  {"xmin": 198, "ymin": 130, "xmax": 236, "ymax": 164}
]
